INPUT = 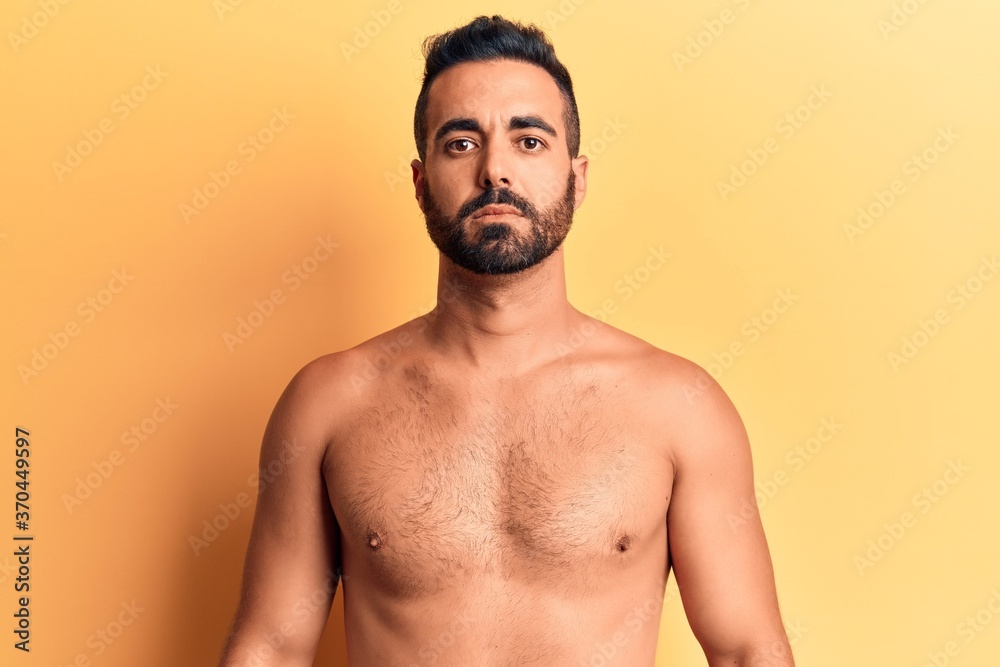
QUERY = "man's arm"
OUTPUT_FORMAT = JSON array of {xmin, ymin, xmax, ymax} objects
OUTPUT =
[
  {"xmin": 219, "ymin": 358, "xmax": 342, "ymax": 666},
  {"xmin": 665, "ymin": 361, "xmax": 794, "ymax": 666}
]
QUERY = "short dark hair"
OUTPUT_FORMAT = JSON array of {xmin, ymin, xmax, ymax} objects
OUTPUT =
[{"xmin": 413, "ymin": 15, "xmax": 581, "ymax": 163}]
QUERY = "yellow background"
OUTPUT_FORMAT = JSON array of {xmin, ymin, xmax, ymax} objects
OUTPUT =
[{"xmin": 3, "ymin": 0, "xmax": 999, "ymax": 664}]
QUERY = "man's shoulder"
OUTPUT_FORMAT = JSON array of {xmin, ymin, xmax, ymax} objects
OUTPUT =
[
  {"xmin": 576, "ymin": 323, "xmax": 746, "ymax": 468},
  {"xmin": 583, "ymin": 319, "xmax": 738, "ymax": 430},
  {"xmin": 268, "ymin": 343, "xmax": 389, "ymax": 461},
  {"xmin": 582, "ymin": 318, "xmax": 717, "ymax": 395},
  {"xmin": 286, "ymin": 350, "xmax": 357, "ymax": 397},
  {"xmin": 284, "ymin": 320, "xmax": 425, "ymax": 406},
  {"xmin": 615, "ymin": 333, "xmax": 749, "ymax": 465},
  {"xmin": 285, "ymin": 344, "xmax": 381, "ymax": 405}
]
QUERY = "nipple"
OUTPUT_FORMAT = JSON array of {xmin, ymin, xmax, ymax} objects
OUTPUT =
[
  {"xmin": 614, "ymin": 535, "xmax": 633, "ymax": 553},
  {"xmin": 367, "ymin": 530, "xmax": 383, "ymax": 550}
]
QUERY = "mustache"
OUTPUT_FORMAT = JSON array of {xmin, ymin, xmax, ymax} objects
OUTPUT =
[{"xmin": 457, "ymin": 187, "xmax": 538, "ymax": 221}]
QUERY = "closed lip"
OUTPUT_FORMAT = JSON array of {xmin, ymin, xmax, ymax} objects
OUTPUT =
[{"xmin": 473, "ymin": 205, "xmax": 522, "ymax": 218}]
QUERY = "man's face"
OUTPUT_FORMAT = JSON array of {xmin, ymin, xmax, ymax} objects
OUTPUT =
[{"xmin": 413, "ymin": 59, "xmax": 588, "ymax": 275}]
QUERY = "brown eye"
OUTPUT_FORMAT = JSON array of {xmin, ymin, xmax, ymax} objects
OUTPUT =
[
  {"xmin": 521, "ymin": 137, "xmax": 542, "ymax": 151},
  {"xmin": 449, "ymin": 139, "xmax": 473, "ymax": 152}
]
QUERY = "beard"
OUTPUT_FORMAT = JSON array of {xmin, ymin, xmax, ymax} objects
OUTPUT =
[{"xmin": 422, "ymin": 170, "xmax": 577, "ymax": 275}]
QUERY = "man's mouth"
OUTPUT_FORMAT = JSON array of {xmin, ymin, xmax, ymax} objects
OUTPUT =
[{"xmin": 473, "ymin": 204, "xmax": 522, "ymax": 219}]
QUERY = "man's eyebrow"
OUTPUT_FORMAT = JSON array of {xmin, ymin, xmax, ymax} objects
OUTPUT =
[
  {"xmin": 508, "ymin": 115, "xmax": 558, "ymax": 138},
  {"xmin": 433, "ymin": 115, "xmax": 558, "ymax": 143},
  {"xmin": 435, "ymin": 118, "xmax": 481, "ymax": 143}
]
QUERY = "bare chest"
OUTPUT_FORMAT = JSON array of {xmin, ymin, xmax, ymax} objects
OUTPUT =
[{"xmin": 326, "ymin": 367, "xmax": 672, "ymax": 599}]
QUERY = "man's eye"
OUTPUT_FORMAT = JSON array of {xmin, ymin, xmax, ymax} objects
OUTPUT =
[
  {"xmin": 448, "ymin": 139, "xmax": 474, "ymax": 152},
  {"xmin": 521, "ymin": 137, "xmax": 543, "ymax": 151}
]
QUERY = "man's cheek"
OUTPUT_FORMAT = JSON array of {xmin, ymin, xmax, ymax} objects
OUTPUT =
[{"xmin": 534, "ymin": 178, "xmax": 563, "ymax": 205}]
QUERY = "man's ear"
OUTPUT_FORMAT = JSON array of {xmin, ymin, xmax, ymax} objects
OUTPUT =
[
  {"xmin": 411, "ymin": 159, "xmax": 426, "ymax": 212},
  {"xmin": 571, "ymin": 154, "xmax": 589, "ymax": 210}
]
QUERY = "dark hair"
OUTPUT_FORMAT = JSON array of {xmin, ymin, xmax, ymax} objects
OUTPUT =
[{"xmin": 413, "ymin": 15, "xmax": 581, "ymax": 162}]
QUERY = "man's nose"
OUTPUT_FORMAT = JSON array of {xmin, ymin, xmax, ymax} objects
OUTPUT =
[{"xmin": 478, "ymin": 142, "xmax": 512, "ymax": 189}]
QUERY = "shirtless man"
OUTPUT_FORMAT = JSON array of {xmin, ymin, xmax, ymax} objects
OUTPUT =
[{"xmin": 219, "ymin": 15, "xmax": 794, "ymax": 667}]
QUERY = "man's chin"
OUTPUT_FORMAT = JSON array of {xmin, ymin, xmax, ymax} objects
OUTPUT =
[
  {"xmin": 475, "ymin": 221, "xmax": 515, "ymax": 242},
  {"xmin": 457, "ymin": 243, "xmax": 559, "ymax": 276}
]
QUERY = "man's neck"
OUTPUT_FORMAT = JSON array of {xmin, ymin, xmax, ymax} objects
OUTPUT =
[{"xmin": 424, "ymin": 249, "xmax": 580, "ymax": 376}]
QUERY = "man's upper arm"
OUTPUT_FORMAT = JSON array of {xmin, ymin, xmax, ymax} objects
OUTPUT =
[
  {"xmin": 221, "ymin": 356, "xmax": 343, "ymax": 665},
  {"xmin": 665, "ymin": 360, "xmax": 793, "ymax": 666}
]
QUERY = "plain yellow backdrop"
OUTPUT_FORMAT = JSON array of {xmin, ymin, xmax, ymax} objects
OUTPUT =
[{"xmin": 3, "ymin": 0, "xmax": 999, "ymax": 665}]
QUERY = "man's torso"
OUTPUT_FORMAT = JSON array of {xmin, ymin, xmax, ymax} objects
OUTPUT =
[{"xmin": 322, "ymin": 316, "xmax": 678, "ymax": 666}]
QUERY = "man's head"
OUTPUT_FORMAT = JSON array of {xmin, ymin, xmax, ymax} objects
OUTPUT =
[{"xmin": 411, "ymin": 16, "xmax": 589, "ymax": 276}]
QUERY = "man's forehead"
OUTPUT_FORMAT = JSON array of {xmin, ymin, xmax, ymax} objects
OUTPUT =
[{"xmin": 425, "ymin": 60, "xmax": 564, "ymax": 129}]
